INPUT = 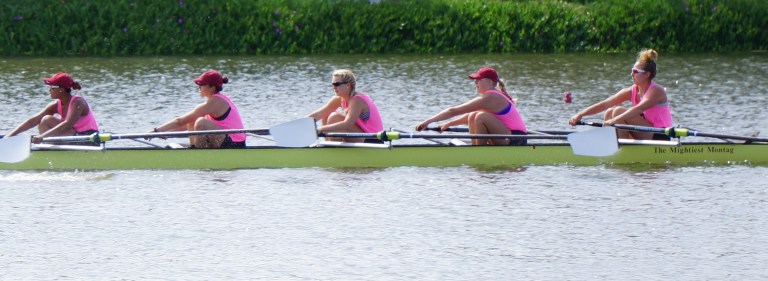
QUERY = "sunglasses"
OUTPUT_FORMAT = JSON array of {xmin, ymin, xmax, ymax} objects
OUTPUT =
[
  {"xmin": 331, "ymin": 81, "xmax": 348, "ymax": 87},
  {"xmin": 631, "ymin": 67, "xmax": 647, "ymax": 74},
  {"xmin": 48, "ymin": 86, "xmax": 62, "ymax": 89}
]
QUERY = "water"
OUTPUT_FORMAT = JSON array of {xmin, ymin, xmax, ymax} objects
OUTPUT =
[{"xmin": 1, "ymin": 53, "xmax": 767, "ymax": 280}]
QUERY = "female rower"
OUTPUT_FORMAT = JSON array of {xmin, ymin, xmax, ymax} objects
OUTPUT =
[
  {"xmin": 3, "ymin": 72, "xmax": 99, "ymax": 143},
  {"xmin": 415, "ymin": 67, "xmax": 527, "ymax": 146},
  {"xmin": 568, "ymin": 49, "xmax": 672, "ymax": 139},
  {"xmin": 307, "ymin": 69, "xmax": 383, "ymax": 142},
  {"xmin": 150, "ymin": 70, "xmax": 246, "ymax": 148}
]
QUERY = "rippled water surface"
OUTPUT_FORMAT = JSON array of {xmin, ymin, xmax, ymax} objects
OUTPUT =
[{"xmin": 1, "ymin": 53, "xmax": 767, "ymax": 280}]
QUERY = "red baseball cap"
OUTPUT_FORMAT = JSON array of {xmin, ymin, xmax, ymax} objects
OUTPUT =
[
  {"xmin": 468, "ymin": 67, "xmax": 499, "ymax": 82},
  {"xmin": 193, "ymin": 70, "xmax": 224, "ymax": 87},
  {"xmin": 43, "ymin": 72, "xmax": 75, "ymax": 88}
]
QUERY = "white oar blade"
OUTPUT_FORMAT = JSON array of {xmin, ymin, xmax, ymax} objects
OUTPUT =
[
  {"xmin": 0, "ymin": 135, "xmax": 31, "ymax": 163},
  {"xmin": 269, "ymin": 117, "xmax": 317, "ymax": 147},
  {"xmin": 567, "ymin": 127, "xmax": 619, "ymax": 157}
]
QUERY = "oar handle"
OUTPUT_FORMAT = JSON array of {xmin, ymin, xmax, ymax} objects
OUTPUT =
[{"xmin": 425, "ymin": 127, "xmax": 469, "ymax": 132}]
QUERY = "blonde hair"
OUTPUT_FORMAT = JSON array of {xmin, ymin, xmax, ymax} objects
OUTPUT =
[
  {"xmin": 636, "ymin": 48, "xmax": 659, "ymax": 79},
  {"xmin": 497, "ymin": 79, "xmax": 514, "ymax": 103},
  {"xmin": 332, "ymin": 69, "xmax": 357, "ymax": 93}
]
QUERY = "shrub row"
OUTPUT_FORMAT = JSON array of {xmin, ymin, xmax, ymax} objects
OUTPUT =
[{"xmin": 1, "ymin": 0, "xmax": 765, "ymax": 56}]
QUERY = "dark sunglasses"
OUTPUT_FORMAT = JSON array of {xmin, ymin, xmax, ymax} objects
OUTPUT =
[{"xmin": 331, "ymin": 82, "xmax": 348, "ymax": 87}]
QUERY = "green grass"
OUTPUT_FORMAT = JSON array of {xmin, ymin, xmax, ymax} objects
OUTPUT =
[{"xmin": 0, "ymin": 0, "xmax": 765, "ymax": 56}]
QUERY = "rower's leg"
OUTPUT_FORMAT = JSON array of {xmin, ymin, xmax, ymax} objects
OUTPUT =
[
  {"xmin": 39, "ymin": 115, "xmax": 73, "ymax": 136},
  {"xmin": 325, "ymin": 112, "xmax": 345, "ymax": 141},
  {"xmin": 603, "ymin": 107, "xmax": 654, "ymax": 139},
  {"xmin": 191, "ymin": 118, "xmax": 225, "ymax": 148},
  {"xmin": 471, "ymin": 112, "xmax": 511, "ymax": 146}
]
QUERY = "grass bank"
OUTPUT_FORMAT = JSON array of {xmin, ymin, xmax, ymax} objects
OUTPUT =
[{"xmin": 1, "ymin": 0, "xmax": 765, "ymax": 56}]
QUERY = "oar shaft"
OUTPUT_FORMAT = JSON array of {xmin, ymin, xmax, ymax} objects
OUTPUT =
[
  {"xmin": 426, "ymin": 127, "xmax": 573, "ymax": 135},
  {"xmin": 578, "ymin": 121, "xmax": 768, "ymax": 142},
  {"xmin": 321, "ymin": 132, "xmax": 566, "ymax": 141},
  {"xmin": 40, "ymin": 128, "xmax": 271, "ymax": 143}
]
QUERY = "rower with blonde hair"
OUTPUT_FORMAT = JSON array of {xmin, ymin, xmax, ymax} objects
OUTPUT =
[
  {"xmin": 568, "ymin": 49, "xmax": 672, "ymax": 140},
  {"xmin": 307, "ymin": 69, "xmax": 383, "ymax": 143}
]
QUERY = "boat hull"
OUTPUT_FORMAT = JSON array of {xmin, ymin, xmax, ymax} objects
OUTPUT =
[{"xmin": 0, "ymin": 142, "xmax": 764, "ymax": 170}]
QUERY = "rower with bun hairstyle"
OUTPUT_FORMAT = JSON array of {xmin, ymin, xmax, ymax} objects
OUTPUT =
[
  {"xmin": 150, "ymin": 70, "xmax": 246, "ymax": 148},
  {"xmin": 3, "ymin": 72, "xmax": 99, "ymax": 144},
  {"xmin": 568, "ymin": 49, "xmax": 673, "ymax": 140}
]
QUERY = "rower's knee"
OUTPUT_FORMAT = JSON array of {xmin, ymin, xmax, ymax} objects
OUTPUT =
[
  {"xmin": 193, "ymin": 117, "xmax": 216, "ymax": 131},
  {"xmin": 38, "ymin": 115, "xmax": 61, "ymax": 132},
  {"xmin": 327, "ymin": 112, "xmax": 344, "ymax": 124},
  {"xmin": 604, "ymin": 106, "xmax": 627, "ymax": 120}
]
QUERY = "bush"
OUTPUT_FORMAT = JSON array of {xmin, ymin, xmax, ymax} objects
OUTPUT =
[{"xmin": 0, "ymin": 0, "xmax": 765, "ymax": 56}]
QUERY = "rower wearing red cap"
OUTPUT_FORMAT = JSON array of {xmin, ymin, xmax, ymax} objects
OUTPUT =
[
  {"xmin": 415, "ymin": 67, "xmax": 527, "ymax": 145},
  {"xmin": 149, "ymin": 70, "xmax": 246, "ymax": 148},
  {"xmin": 3, "ymin": 72, "xmax": 99, "ymax": 143}
]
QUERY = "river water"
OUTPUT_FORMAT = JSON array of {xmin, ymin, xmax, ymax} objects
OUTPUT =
[{"xmin": 1, "ymin": 53, "xmax": 767, "ymax": 280}]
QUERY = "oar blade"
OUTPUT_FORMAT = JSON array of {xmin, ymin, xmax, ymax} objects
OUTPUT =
[
  {"xmin": 269, "ymin": 117, "xmax": 317, "ymax": 147},
  {"xmin": 0, "ymin": 136, "xmax": 31, "ymax": 163},
  {"xmin": 567, "ymin": 127, "xmax": 619, "ymax": 157}
]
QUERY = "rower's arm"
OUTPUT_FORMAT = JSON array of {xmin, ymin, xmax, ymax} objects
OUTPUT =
[
  {"xmin": 569, "ymin": 88, "xmax": 631, "ymax": 125},
  {"xmin": 37, "ymin": 98, "xmax": 88, "ymax": 139},
  {"xmin": 4, "ymin": 102, "xmax": 57, "ymax": 138},
  {"xmin": 307, "ymin": 96, "xmax": 341, "ymax": 123}
]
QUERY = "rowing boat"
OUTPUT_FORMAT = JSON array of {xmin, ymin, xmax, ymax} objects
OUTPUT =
[
  {"xmin": 0, "ymin": 140, "xmax": 764, "ymax": 170},
  {"xmin": 1, "ymin": 118, "xmax": 765, "ymax": 170}
]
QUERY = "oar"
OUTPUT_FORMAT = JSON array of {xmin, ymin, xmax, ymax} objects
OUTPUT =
[
  {"xmin": 39, "ymin": 128, "xmax": 272, "ymax": 144},
  {"xmin": 0, "ymin": 135, "xmax": 31, "ymax": 163},
  {"xmin": 321, "ymin": 131, "xmax": 568, "ymax": 141},
  {"xmin": 321, "ymin": 129, "xmax": 618, "ymax": 156},
  {"xmin": 579, "ymin": 121, "xmax": 768, "ymax": 143},
  {"xmin": 425, "ymin": 127, "xmax": 575, "ymax": 135}
]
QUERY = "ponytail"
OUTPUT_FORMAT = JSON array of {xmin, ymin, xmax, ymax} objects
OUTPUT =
[{"xmin": 497, "ymin": 79, "xmax": 514, "ymax": 103}]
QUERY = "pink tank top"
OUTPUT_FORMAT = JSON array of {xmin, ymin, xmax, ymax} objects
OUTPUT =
[
  {"xmin": 57, "ymin": 95, "xmax": 99, "ymax": 133},
  {"xmin": 631, "ymin": 82, "xmax": 672, "ymax": 128},
  {"xmin": 204, "ymin": 93, "xmax": 246, "ymax": 142},
  {"xmin": 341, "ymin": 93, "xmax": 383, "ymax": 133},
  {"xmin": 487, "ymin": 90, "xmax": 527, "ymax": 133}
]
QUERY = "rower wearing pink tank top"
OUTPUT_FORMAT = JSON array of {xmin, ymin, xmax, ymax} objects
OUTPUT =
[
  {"xmin": 568, "ymin": 49, "xmax": 673, "ymax": 140},
  {"xmin": 3, "ymin": 72, "xmax": 100, "ymax": 144},
  {"xmin": 308, "ymin": 69, "xmax": 384, "ymax": 143},
  {"xmin": 415, "ymin": 67, "xmax": 528, "ymax": 146},
  {"xmin": 150, "ymin": 70, "xmax": 246, "ymax": 148}
]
